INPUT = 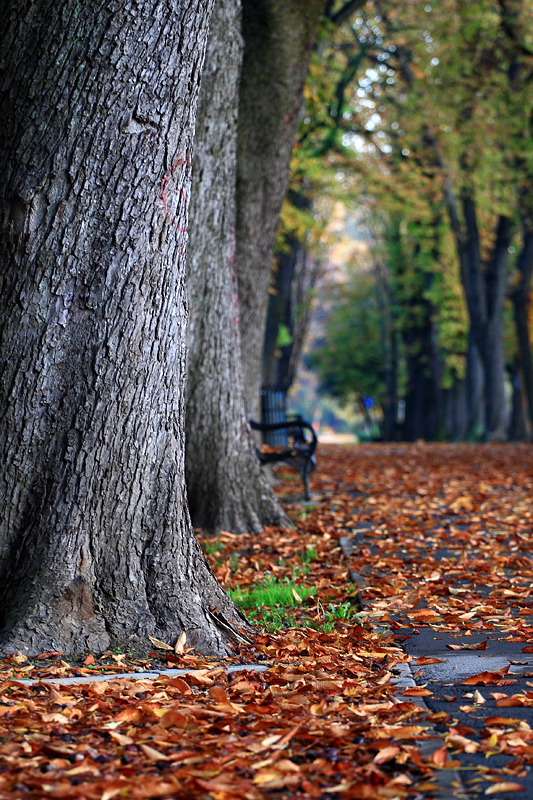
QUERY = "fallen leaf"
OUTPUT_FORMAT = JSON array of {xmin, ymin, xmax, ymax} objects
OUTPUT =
[
  {"xmin": 139, "ymin": 743, "xmax": 171, "ymax": 761},
  {"xmin": 447, "ymin": 640, "xmax": 487, "ymax": 651},
  {"xmin": 373, "ymin": 745, "xmax": 400, "ymax": 764},
  {"xmin": 462, "ymin": 666, "xmax": 510, "ymax": 685},
  {"xmin": 148, "ymin": 635, "xmax": 173, "ymax": 651},
  {"xmin": 174, "ymin": 631, "xmax": 187, "ymax": 655},
  {"xmin": 485, "ymin": 783, "xmax": 525, "ymax": 794}
]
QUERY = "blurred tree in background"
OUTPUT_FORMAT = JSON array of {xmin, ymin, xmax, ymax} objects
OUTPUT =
[{"xmin": 272, "ymin": 0, "xmax": 533, "ymax": 442}]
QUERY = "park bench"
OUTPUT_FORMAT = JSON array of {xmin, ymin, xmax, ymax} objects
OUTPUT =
[{"xmin": 250, "ymin": 385, "xmax": 317, "ymax": 501}]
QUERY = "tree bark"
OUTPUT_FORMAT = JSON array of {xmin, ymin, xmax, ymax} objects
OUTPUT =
[
  {"xmin": 0, "ymin": 0, "xmax": 251, "ymax": 657},
  {"xmin": 481, "ymin": 215, "xmax": 513, "ymax": 440},
  {"xmin": 186, "ymin": 0, "xmax": 288, "ymax": 534},
  {"xmin": 235, "ymin": 0, "xmax": 325, "ymax": 418},
  {"xmin": 510, "ymin": 224, "xmax": 533, "ymax": 431},
  {"xmin": 262, "ymin": 232, "xmax": 321, "ymax": 390}
]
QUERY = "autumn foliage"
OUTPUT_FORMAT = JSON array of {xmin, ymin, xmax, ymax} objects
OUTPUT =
[{"xmin": 0, "ymin": 443, "xmax": 532, "ymax": 798}]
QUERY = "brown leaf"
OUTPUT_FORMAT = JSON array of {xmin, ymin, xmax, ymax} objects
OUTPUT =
[
  {"xmin": 462, "ymin": 666, "xmax": 510, "ymax": 685},
  {"xmin": 12, "ymin": 651, "xmax": 28, "ymax": 664},
  {"xmin": 174, "ymin": 631, "xmax": 187, "ymax": 655},
  {"xmin": 373, "ymin": 745, "xmax": 400, "ymax": 764},
  {"xmin": 139, "ymin": 743, "xmax": 171, "ymax": 761},
  {"xmin": 148, "ymin": 635, "xmax": 173, "ymax": 651}
]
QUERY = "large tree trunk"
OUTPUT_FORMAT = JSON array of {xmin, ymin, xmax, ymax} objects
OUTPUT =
[
  {"xmin": 186, "ymin": 0, "xmax": 288, "ymax": 534},
  {"xmin": 0, "ymin": 0, "xmax": 250, "ymax": 657},
  {"xmin": 235, "ymin": 0, "xmax": 325, "ymax": 418}
]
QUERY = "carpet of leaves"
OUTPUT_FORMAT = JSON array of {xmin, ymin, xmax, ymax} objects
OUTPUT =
[{"xmin": 0, "ymin": 443, "xmax": 531, "ymax": 799}]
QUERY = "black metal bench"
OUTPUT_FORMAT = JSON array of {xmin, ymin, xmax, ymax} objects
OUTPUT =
[{"xmin": 250, "ymin": 385, "xmax": 317, "ymax": 500}]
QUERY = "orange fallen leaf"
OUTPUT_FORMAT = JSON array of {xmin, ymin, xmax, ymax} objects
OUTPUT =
[
  {"xmin": 485, "ymin": 783, "xmax": 525, "ymax": 794},
  {"xmin": 462, "ymin": 666, "xmax": 510, "ymax": 685},
  {"xmin": 431, "ymin": 746, "xmax": 447, "ymax": 767},
  {"xmin": 373, "ymin": 745, "xmax": 400, "ymax": 764},
  {"xmin": 485, "ymin": 716, "xmax": 523, "ymax": 726},
  {"xmin": 402, "ymin": 687, "xmax": 433, "ymax": 696}
]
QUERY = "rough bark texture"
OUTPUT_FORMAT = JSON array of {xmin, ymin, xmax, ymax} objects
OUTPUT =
[
  {"xmin": 0, "ymin": 0, "xmax": 251, "ymax": 657},
  {"xmin": 236, "ymin": 0, "xmax": 325, "ymax": 417},
  {"xmin": 186, "ymin": 0, "xmax": 288, "ymax": 534}
]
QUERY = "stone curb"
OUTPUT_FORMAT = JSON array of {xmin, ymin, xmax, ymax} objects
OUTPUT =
[
  {"xmin": 391, "ymin": 662, "xmax": 469, "ymax": 799},
  {"xmin": 12, "ymin": 663, "xmax": 270, "ymax": 686}
]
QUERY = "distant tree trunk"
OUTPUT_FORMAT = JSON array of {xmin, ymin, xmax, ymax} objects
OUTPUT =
[
  {"xmin": 402, "ymin": 307, "xmax": 439, "ymax": 441},
  {"xmin": 479, "ymin": 213, "xmax": 513, "ymax": 439},
  {"xmin": 466, "ymin": 336, "xmax": 485, "ymax": 435},
  {"xmin": 443, "ymin": 380, "xmax": 469, "ymax": 440},
  {"xmin": 0, "ymin": 0, "xmax": 251, "ymax": 657},
  {"xmin": 186, "ymin": 0, "xmax": 288, "ymax": 534},
  {"xmin": 262, "ymin": 238, "xmax": 300, "ymax": 388},
  {"xmin": 375, "ymin": 262, "xmax": 397, "ymax": 441},
  {"xmin": 508, "ymin": 360, "xmax": 528, "ymax": 440},
  {"xmin": 235, "ymin": 0, "xmax": 325, "ymax": 418},
  {"xmin": 432, "ymin": 138, "xmax": 511, "ymax": 440},
  {"xmin": 262, "ymin": 230, "xmax": 321, "ymax": 390},
  {"xmin": 510, "ymin": 222, "xmax": 533, "ymax": 431}
]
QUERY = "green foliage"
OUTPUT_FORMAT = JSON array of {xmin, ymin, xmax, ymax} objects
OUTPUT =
[
  {"xmin": 298, "ymin": 546, "xmax": 318, "ymax": 564},
  {"xmin": 276, "ymin": 323, "xmax": 293, "ymax": 348},
  {"xmin": 309, "ymin": 272, "xmax": 388, "ymax": 407}
]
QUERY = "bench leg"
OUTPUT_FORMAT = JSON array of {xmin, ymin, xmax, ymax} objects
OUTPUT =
[{"xmin": 292, "ymin": 456, "xmax": 312, "ymax": 501}]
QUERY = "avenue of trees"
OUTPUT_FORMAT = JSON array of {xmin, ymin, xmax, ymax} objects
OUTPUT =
[
  {"xmin": 0, "ymin": 0, "xmax": 360, "ymax": 656},
  {"xmin": 0, "ymin": 0, "xmax": 531, "ymax": 658},
  {"xmin": 292, "ymin": 0, "xmax": 533, "ymax": 442}
]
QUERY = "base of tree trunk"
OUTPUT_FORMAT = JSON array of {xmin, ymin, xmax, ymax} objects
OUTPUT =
[{"xmin": 0, "ymin": 538, "xmax": 254, "ymax": 658}]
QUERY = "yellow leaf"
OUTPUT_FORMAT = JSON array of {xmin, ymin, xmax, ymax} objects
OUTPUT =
[
  {"xmin": 12, "ymin": 651, "xmax": 28, "ymax": 664},
  {"xmin": 253, "ymin": 769, "xmax": 284, "ymax": 785},
  {"xmin": 292, "ymin": 588, "xmax": 302, "ymax": 604}
]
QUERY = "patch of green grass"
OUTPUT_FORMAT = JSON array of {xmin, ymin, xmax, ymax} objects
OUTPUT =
[
  {"xmin": 204, "ymin": 538, "xmax": 226, "ymax": 556},
  {"xmin": 246, "ymin": 608, "xmax": 295, "ymax": 632},
  {"xmin": 298, "ymin": 546, "xmax": 318, "ymax": 564},
  {"xmin": 229, "ymin": 575, "xmax": 316, "ymax": 610}
]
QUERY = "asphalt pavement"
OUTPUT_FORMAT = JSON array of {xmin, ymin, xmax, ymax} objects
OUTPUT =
[{"xmin": 339, "ymin": 517, "xmax": 533, "ymax": 800}]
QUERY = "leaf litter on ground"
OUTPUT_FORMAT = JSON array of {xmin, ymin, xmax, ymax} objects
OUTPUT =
[{"xmin": 0, "ymin": 442, "xmax": 531, "ymax": 798}]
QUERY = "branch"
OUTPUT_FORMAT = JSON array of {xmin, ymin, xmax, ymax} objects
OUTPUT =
[
  {"xmin": 498, "ymin": 0, "xmax": 533, "ymax": 57},
  {"xmin": 325, "ymin": 0, "xmax": 366, "ymax": 26}
]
